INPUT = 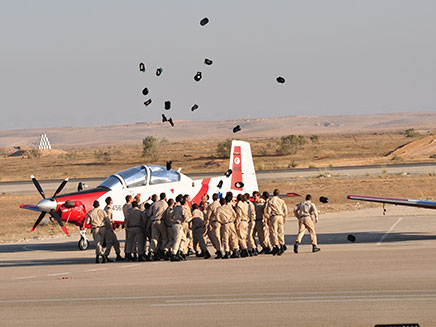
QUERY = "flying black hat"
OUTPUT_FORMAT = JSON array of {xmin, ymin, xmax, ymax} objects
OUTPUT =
[
  {"xmin": 224, "ymin": 169, "xmax": 232, "ymax": 177},
  {"xmin": 204, "ymin": 58, "xmax": 213, "ymax": 65},
  {"xmin": 191, "ymin": 104, "xmax": 199, "ymax": 112},
  {"xmin": 217, "ymin": 180, "xmax": 223, "ymax": 189},
  {"xmin": 233, "ymin": 125, "xmax": 241, "ymax": 133},
  {"xmin": 162, "ymin": 114, "xmax": 168, "ymax": 122},
  {"xmin": 139, "ymin": 63, "xmax": 146, "ymax": 72},
  {"xmin": 144, "ymin": 99, "xmax": 152, "ymax": 106},
  {"xmin": 200, "ymin": 17, "xmax": 209, "ymax": 26},
  {"xmin": 168, "ymin": 118, "xmax": 174, "ymax": 127},
  {"xmin": 276, "ymin": 76, "xmax": 285, "ymax": 84},
  {"xmin": 319, "ymin": 196, "xmax": 329, "ymax": 203},
  {"xmin": 156, "ymin": 67, "xmax": 163, "ymax": 76},
  {"xmin": 142, "ymin": 87, "xmax": 149, "ymax": 96},
  {"xmin": 194, "ymin": 71, "xmax": 202, "ymax": 82},
  {"xmin": 164, "ymin": 101, "xmax": 171, "ymax": 110}
]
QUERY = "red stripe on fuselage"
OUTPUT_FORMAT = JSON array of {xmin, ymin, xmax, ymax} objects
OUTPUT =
[
  {"xmin": 231, "ymin": 146, "xmax": 243, "ymax": 191},
  {"xmin": 192, "ymin": 178, "xmax": 211, "ymax": 205}
]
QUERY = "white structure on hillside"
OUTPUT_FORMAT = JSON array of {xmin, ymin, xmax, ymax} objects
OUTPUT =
[{"xmin": 38, "ymin": 133, "xmax": 51, "ymax": 150}]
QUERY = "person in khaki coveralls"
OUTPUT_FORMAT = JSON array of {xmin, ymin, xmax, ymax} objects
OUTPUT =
[
  {"xmin": 191, "ymin": 203, "xmax": 211, "ymax": 259},
  {"xmin": 206, "ymin": 193, "xmax": 222, "ymax": 259},
  {"xmin": 245, "ymin": 193, "xmax": 258, "ymax": 256},
  {"xmin": 293, "ymin": 194, "xmax": 321, "ymax": 253},
  {"xmin": 235, "ymin": 194, "xmax": 250, "ymax": 258},
  {"xmin": 170, "ymin": 196, "xmax": 192, "ymax": 262},
  {"xmin": 217, "ymin": 194, "xmax": 240, "ymax": 259},
  {"xmin": 103, "ymin": 197, "xmax": 123, "ymax": 262},
  {"xmin": 125, "ymin": 201, "xmax": 146, "ymax": 262},
  {"xmin": 264, "ymin": 189, "xmax": 288, "ymax": 256},
  {"xmin": 163, "ymin": 199, "xmax": 175, "ymax": 254},
  {"xmin": 252, "ymin": 191, "xmax": 271, "ymax": 254},
  {"xmin": 86, "ymin": 200, "xmax": 109, "ymax": 263},
  {"xmin": 122, "ymin": 195, "xmax": 133, "ymax": 258},
  {"xmin": 148, "ymin": 193, "xmax": 169, "ymax": 261}
]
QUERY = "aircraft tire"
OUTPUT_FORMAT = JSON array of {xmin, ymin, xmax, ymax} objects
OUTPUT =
[{"xmin": 78, "ymin": 237, "xmax": 89, "ymax": 251}]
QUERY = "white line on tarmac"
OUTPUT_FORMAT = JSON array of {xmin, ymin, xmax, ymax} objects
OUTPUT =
[
  {"xmin": 1, "ymin": 290, "xmax": 436, "ymax": 304},
  {"xmin": 377, "ymin": 217, "xmax": 403, "ymax": 245},
  {"xmin": 120, "ymin": 264, "xmax": 140, "ymax": 268},
  {"xmin": 84, "ymin": 268, "xmax": 107, "ymax": 272},
  {"xmin": 47, "ymin": 272, "xmax": 70, "ymax": 277},
  {"xmin": 11, "ymin": 276, "xmax": 36, "ymax": 280},
  {"xmin": 151, "ymin": 297, "xmax": 436, "ymax": 307}
]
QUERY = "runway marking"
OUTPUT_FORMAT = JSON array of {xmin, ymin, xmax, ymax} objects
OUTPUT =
[
  {"xmin": 11, "ymin": 276, "xmax": 36, "ymax": 280},
  {"xmin": 1, "ymin": 290, "xmax": 435, "ymax": 304},
  {"xmin": 84, "ymin": 268, "xmax": 107, "ymax": 272},
  {"xmin": 47, "ymin": 272, "xmax": 70, "ymax": 277},
  {"xmin": 120, "ymin": 264, "xmax": 140, "ymax": 268},
  {"xmin": 377, "ymin": 217, "xmax": 403, "ymax": 245},
  {"xmin": 22, "ymin": 245, "xmax": 38, "ymax": 251}
]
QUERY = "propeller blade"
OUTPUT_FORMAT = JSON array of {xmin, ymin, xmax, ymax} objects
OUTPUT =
[
  {"xmin": 31, "ymin": 175, "xmax": 45, "ymax": 199},
  {"xmin": 31, "ymin": 212, "xmax": 47, "ymax": 231},
  {"xmin": 52, "ymin": 178, "xmax": 69, "ymax": 198},
  {"xmin": 50, "ymin": 210, "xmax": 69, "ymax": 235}
]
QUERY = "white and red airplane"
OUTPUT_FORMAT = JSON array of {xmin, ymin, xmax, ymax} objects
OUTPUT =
[
  {"xmin": 347, "ymin": 194, "xmax": 436, "ymax": 212},
  {"xmin": 20, "ymin": 140, "xmax": 258, "ymax": 250}
]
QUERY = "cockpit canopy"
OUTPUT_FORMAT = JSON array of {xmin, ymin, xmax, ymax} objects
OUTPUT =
[{"xmin": 99, "ymin": 165, "xmax": 181, "ymax": 190}]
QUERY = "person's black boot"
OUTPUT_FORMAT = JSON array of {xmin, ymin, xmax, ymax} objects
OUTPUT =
[
  {"xmin": 196, "ymin": 251, "xmax": 204, "ymax": 258},
  {"xmin": 240, "ymin": 249, "xmax": 248, "ymax": 258},
  {"xmin": 283, "ymin": 244, "xmax": 287, "ymax": 252},
  {"xmin": 116, "ymin": 254, "xmax": 124, "ymax": 261},
  {"xmin": 146, "ymin": 252, "xmax": 153, "ymax": 262},
  {"xmin": 277, "ymin": 245, "xmax": 284, "ymax": 256},
  {"xmin": 253, "ymin": 248, "xmax": 258, "ymax": 256},
  {"xmin": 222, "ymin": 251, "xmax": 230, "ymax": 259},
  {"xmin": 312, "ymin": 244, "xmax": 321, "ymax": 253},
  {"xmin": 163, "ymin": 251, "xmax": 170, "ymax": 261},
  {"xmin": 187, "ymin": 248, "xmax": 194, "ymax": 256},
  {"xmin": 101, "ymin": 255, "xmax": 107, "ymax": 263},
  {"xmin": 181, "ymin": 252, "xmax": 187, "ymax": 261},
  {"xmin": 271, "ymin": 246, "xmax": 280, "ymax": 256},
  {"xmin": 204, "ymin": 250, "xmax": 211, "ymax": 259},
  {"xmin": 231, "ymin": 249, "xmax": 240, "ymax": 258},
  {"xmin": 264, "ymin": 246, "xmax": 272, "ymax": 254},
  {"xmin": 138, "ymin": 254, "xmax": 146, "ymax": 262},
  {"xmin": 170, "ymin": 253, "xmax": 180, "ymax": 262},
  {"xmin": 95, "ymin": 255, "xmax": 100, "ymax": 264},
  {"xmin": 294, "ymin": 242, "xmax": 299, "ymax": 254},
  {"xmin": 105, "ymin": 255, "xmax": 114, "ymax": 262},
  {"xmin": 215, "ymin": 251, "xmax": 223, "ymax": 259}
]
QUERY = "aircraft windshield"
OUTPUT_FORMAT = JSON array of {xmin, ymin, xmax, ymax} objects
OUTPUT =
[
  {"xmin": 99, "ymin": 175, "xmax": 123, "ymax": 191},
  {"xmin": 118, "ymin": 166, "xmax": 148, "ymax": 188},
  {"xmin": 149, "ymin": 165, "xmax": 181, "ymax": 185}
]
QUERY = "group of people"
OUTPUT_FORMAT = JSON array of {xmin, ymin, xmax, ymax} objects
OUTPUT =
[{"xmin": 85, "ymin": 189, "xmax": 321, "ymax": 264}]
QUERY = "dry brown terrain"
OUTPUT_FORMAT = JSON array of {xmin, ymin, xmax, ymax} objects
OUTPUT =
[{"xmin": 2, "ymin": 174, "xmax": 436, "ymax": 243}]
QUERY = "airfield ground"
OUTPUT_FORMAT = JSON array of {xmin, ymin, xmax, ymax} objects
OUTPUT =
[{"xmin": 0, "ymin": 206, "xmax": 435, "ymax": 327}]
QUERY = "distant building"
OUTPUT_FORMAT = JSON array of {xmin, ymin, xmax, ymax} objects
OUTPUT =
[{"xmin": 38, "ymin": 133, "xmax": 51, "ymax": 150}]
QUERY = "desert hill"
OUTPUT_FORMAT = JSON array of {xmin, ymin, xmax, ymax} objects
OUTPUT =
[{"xmin": 0, "ymin": 111, "xmax": 435, "ymax": 148}]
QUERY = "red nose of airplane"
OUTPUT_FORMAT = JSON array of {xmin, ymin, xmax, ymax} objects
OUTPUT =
[{"xmin": 37, "ymin": 198, "xmax": 57, "ymax": 212}]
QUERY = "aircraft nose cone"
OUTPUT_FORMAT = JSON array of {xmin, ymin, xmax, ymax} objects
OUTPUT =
[{"xmin": 37, "ymin": 198, "xmax": 57, "ymax": 212}]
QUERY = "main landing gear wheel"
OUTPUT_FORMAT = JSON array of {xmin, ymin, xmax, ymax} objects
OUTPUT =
[{"xmin": 78, "ymin": 237, "xmax": 89, "ymax": 251}]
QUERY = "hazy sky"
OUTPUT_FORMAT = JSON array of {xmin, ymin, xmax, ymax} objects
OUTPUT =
[{"xmin": 1, "ymin": 1, "xmax": 435, "ymax": 130}]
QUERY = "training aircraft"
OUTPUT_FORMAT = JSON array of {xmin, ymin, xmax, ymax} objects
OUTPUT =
[
  {"xmin": 347, "ymin": 194, "xmax": 436, "ymax": 213},
  {"xmin": 20, "ymin": 140, "xmax": 259, "ymax": 250}
]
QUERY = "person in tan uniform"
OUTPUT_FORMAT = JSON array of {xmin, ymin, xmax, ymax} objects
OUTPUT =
[
  {"xmin": 191, "ymin": 203, "xmax": 211, "ymax": 259},
  {"xmin": 125, "ymin": 201, "xmax": 146, "ymax": 262},
  {"xmin": 163, "ymin": 198, "xmax": 175, "ymax": 254},
  {"xmin": 103, "ymin": 197, "xmax": 124, "ymax": 262},
  {"xmin": 252, "ymin": 191, "xmax": 271, "ymax": 254},
  {"xmin": 235, "ymin": 194, "xmax": 250, "ymax": 258},
  {"xmin": 293, "ymin": 194, "xmax": 321, "ymax": 253},
  {"xmin": 217, "ymin": 194, "xmax": 240, "ymax": 259},
  {"xmin": 86, "ymin": 200, "xmax": 109, "ymax": 263},
  {"xmin": 206, "ymin": 193, "xmax": 222, "ymax": 259},
  {"xmin": 183, "ymin": 194, "xmax": 194, "ymax": 256},
  {"xmin": 148, "ymin": 193, "xmax": 169, "ymax": 261},
  {"xmin": 122, "ymin": 195, "xmax": 133, "ymax": 259},
  {"xmin": 170, "ymin": 196, "xmax": 192, "ymax": 262},
  {"xmin": 245, "ymin": 193, "xmax": 258, "ymax": 256},
  {"xmin": 264, "ymin": 189, "xmax": 288, "ymax": 256}
]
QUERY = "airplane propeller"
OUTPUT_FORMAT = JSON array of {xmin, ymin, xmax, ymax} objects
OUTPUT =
[{"xmin": 30, "ymin": 175, "xmax": 69, "ymax": 235}]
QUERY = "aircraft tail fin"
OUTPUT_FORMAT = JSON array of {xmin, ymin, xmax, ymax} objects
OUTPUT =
[{"xmin": 228, "ymin": 140, "xmax": 258, "ymax": 194}]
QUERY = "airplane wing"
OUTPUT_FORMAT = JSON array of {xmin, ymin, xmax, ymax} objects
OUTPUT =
[
  {"xmin": 347, "ymin": 195, "xmax": 436, "ymax": 209},
  {"xmin": 19, "ymin": 204, "xmax": 42, "ymax": 212}
]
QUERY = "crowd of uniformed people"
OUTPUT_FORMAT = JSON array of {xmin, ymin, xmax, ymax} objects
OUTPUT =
[{"xmin": 86, "ymin": 189, "xmax": 320, "ymax": 263}]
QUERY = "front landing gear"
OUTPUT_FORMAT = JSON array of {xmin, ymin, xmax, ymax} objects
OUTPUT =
[{"xmin": 78, "ymin": 229, "xmax": 89, "ymax": 250}]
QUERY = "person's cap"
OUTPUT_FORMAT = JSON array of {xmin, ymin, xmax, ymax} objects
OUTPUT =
[
  {"xmin": 347, "ymin": 234, "xmax": 356, "ymax": 243},
  {"xmin": 156, "ymin": 67, "xmax": 163, "ymax": 76},
  {"xmin": 164, "ymin": 101, "xmax": 171, "ymax": 110},
  {"xmin": 276, "ymin": 76, "xmax": 285, "ymax": 84},
  {"xmin": 191, "ymin": 104, "xmax": 199, "ymax": 111},
  {"xmin": 233, "ymin": 125, "xmax": 241, "ymax": 133},
  {"xmin": 224, "ymin": 169, "xmax": 232, "ymax": 177},
  {"xmin": 144, "ymin": 99, "xmax": 152, "ymax": 106},
  {"xmin": 319, "ymin": 196, "xmax": 329, "ymax": 203},
  {"xmin": 217, "ymin": 180, "xmax": 223, "ymax": 189},
  {"xmin": 194, "ymin": 71, "xmax": 202, "ymax": 82},
  {"xmin": 204, "ymin": 58, "xmax": 213, "ymax": 65},
  {"xmin": 200, "ymin": 17, "xmax": 209, "ymax": 26},
  {"xmin": 139, "ymin": 63, "xmax": 146, "ymax": 72},
  {"xmin": 162, "ymin": 114, "xmax": 168, "ymax": 122},
  {"xmin": 142, "ymin": 87, "xmax": 149, "ymax": 96},
  {"xmin": 168, "ymin": 118, "xmax": 174, "ymax": 127},
  {"xmin": 166, "ymin": 161, "xmax": 172, "ymax": 170}
]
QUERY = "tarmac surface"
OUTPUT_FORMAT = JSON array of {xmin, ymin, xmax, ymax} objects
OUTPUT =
[{"xmin": 0, "ymin": 207, "xmax": 435, "ymax": 326}]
